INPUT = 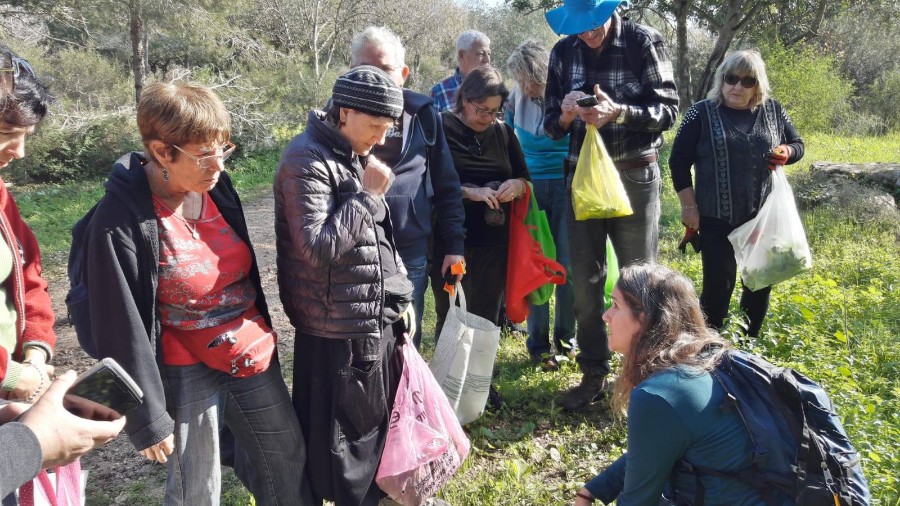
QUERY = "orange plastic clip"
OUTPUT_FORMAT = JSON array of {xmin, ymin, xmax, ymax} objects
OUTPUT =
[{"xmin": 442, "ymin": 260, "xmax": 467, "ymax": 296}]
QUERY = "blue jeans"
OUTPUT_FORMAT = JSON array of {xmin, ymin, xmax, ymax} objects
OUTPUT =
[
  {"xmin": 402, "ymin": 254, "xmax": 429, "ymax": 348},
  {"xmin": 568, "ymin": 162, "xmax": 661, "ymax": 376},
  {"xmin": 163, "ymin": 357, "xmax": 310, "ymax": 505},
  {"xmin": 526, "ymin": 178, "xmax": 576, "ymax": 357}
]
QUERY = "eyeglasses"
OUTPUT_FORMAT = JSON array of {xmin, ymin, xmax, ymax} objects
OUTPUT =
[
  {"xmin": 723, "ymin": 74, "xmax": 758, "ymax": 89},
  {"xmin": 172, "ymin": 142, "xmax": 236, "ymax": 169},
  {"xmin": 468, "ymin": 101, "xmax": 504, "ymax": 119},
  {"xmin": 0, "ymin": 53, "xmax": 37, "ymax": 95}
]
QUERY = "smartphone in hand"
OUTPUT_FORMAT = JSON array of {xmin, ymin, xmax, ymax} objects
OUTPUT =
[
  {"xmin": 576, "ymin": 95, "xmax": 599, "ymax": 107},
  {"xmin": 63, "ymin": 358, "xmax": 144, "ymax": 421}
]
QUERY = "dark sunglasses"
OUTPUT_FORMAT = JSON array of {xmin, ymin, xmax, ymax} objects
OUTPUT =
[
  {"xmin": 0, "ymin": 53, "xmax": 37, "ymax": 95},
  {"xmin": 723, "ymin": 74, "xmax": 758, "ymax": 88}
]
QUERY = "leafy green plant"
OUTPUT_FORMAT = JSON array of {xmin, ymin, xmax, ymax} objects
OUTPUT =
[{"xmin": 761, "ymin": 41, "xmax": 854, "ymax": 134}]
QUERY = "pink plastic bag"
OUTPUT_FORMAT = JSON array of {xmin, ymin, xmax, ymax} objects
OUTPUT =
[
  {"xmin": 376, "ymin": 343, "xmax": 470, "ymax": 506},
  {"xmin": 19, "ymin": 460, "xmax": 83, "ymax": 506}
]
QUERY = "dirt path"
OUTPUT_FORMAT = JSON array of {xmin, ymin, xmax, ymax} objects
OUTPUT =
[{"xmin": 44, "ymin": 194, "xmax": 287, "ymax": 504}]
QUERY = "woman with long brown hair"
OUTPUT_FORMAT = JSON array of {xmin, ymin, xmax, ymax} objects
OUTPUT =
[{"xmin": 574, "ymin": 263, "xmax": 765, "ymax": 505}]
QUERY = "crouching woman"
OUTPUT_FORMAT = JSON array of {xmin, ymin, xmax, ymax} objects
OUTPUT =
[{"xmin": 575, "ymin": 263, "xmax": 764, "ymax": 505}]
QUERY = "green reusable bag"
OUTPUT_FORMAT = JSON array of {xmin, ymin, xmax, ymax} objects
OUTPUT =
[
  {"xmin": 604, "ymin": 238, "xmax": 619, "ymax": 309},
  {"xmin": 525, "ymin": 183, "xmax": 558, "ymax": 306}
]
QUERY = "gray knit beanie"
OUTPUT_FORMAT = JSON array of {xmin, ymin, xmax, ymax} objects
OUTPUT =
[{"xmin": 332, "ymin": 65, "xmax": 403, "ymax": 120}]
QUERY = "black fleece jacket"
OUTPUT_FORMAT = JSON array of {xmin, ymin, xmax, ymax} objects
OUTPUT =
[{"xmin": 79, "ymin": 152, "xmax": 270, "ymax": 451}]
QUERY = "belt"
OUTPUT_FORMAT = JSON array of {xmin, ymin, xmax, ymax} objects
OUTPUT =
[{"xmin": 614, "ymin": 153, "xmax": 658, "ymax": 170}]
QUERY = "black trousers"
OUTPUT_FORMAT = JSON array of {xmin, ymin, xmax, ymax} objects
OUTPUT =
[
  {"xmin": 430, "ymin": 244, "xmax": 507, "ymax": 342},
  {"xmin": 292, "ymin": 324, "xmax": 402, "ymax": 506},
  {"xmin": 699, "ymin": 217, "xmax": 772, "ymax": 337}
]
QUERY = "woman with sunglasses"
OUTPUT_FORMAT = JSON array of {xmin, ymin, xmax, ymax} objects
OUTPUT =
[
  {"xmin": 76, "ymin": 81, "xmax": 311, "ymax": 505},
  {"xmin": 433, "ymin": 65, "xmax": 529, "ymax": 402},
  {"xmin": 668, "ymin": 49, "xmax": 804, "ymax": 337}
]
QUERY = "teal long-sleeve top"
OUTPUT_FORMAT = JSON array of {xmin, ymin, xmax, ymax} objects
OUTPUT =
[
  {"xmin": 586, "ymin": 367, "xmax": 766, "ymax": 505},
  {"xmin": 504, "ymin": 86, "xmax": 569, "ymax": 180}
]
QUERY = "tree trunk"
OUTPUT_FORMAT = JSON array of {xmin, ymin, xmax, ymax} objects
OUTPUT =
[
  {"xmin": 130, "ymin": 0, "xmax": 145, "ymax": 107},
  {"xmin": 674, "ymin": 0, "xmax": 694, "ymax": 109},
  {"xmin": 693, "ymin": 0, "xmax": 763, "ymax": 101}
]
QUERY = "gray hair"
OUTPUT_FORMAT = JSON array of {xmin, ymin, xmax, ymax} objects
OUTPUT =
[
  {"xmin": 707, "ymin": 49, "xmax": 771, "ymax": 110},
  {"xmin": 456, "ymin": 30, "xmax": 490, "ymax": 52},
  {"xmin": 351, "ymin": 26, "xmax": 406, "ymax": 68},
  {"xmin": 506, "ymin": 40, "xmax": 550, "ymax": 88}
]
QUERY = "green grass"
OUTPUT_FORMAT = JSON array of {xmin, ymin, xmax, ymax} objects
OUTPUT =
[{"xmin": 9, "ymin": 134, "xmax": 900, "ymax": 504}]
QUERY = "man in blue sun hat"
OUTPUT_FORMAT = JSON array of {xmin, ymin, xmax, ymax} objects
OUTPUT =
[{"xmin": 542, "ymin": 0, "xmax": 679, "ymax": 411}]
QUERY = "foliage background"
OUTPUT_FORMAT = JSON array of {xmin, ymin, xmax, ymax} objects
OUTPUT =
[{"xmin": 2, "ymin": 0, "xmax": 899, "ymax": 503}]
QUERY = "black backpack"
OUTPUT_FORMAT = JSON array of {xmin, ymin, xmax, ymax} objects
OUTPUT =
[
  {"xmin": 672, "ymin": 349, "xmax": 871, "ymax": 506},
  {"xmin": 65, "ymin": 203, "xmax": 100, "ymax": 358}
]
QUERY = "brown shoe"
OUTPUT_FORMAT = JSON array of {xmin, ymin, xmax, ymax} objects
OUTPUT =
[
  {"xmin": 559, "ymin": 374, "xmax": 609, "ymax": 411},
  {"xmin": 530, "ymin": 353, "xmax": 560, "ymax": 372}
]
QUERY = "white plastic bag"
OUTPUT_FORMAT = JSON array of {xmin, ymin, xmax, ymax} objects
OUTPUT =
[
  {"xmin": 727, "ymin": 166, "xmax": 812, "ymax": 291},
  {"xmin": 429, "ymin": 284, "xmax": 501, "ymax": 425}
]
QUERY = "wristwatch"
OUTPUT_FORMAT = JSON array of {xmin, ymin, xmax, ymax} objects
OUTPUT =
[{"xmin": 614, "ymin": 106, "xmax": 627, "ymax": 125}]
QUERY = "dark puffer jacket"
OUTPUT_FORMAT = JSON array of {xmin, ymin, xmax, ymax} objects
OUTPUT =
[{"xmin": 275, "ymin": 110, "xmax": 401, "ymax": 341}]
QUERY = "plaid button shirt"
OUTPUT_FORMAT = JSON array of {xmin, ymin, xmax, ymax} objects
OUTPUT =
[
  {"xmin": 430, "ymin": 68, "xmax": 463, "ymax": 112},
  {"xmin": 543, "ymin": 14, "xmax": 679, "ymax": 168}
]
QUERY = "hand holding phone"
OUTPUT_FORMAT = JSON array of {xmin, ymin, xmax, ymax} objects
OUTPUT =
[
  {"xmin": 63, "ymin": 358, "xmax": 144, "ymax": 421},
  {"xmin": 576, "ymin": 95, "xmax": 600, "ymax": 107}
]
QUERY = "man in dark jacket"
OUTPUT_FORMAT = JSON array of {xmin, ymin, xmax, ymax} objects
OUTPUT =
[
  {"xmin": 275, "ymin": 66, "xmax": 412, "ymax": 506},
  {"xmin": 350, "ymin": 26, "xmax": 466, "ymax": 348}
]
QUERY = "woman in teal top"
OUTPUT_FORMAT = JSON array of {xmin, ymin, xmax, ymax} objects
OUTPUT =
[
  {"xmin": 575, "ymin": 263, "xmax": 764, "ymax": 505},
  {"xmin": 505, "ymin": 41, "xmax": 574, "ymax": 371}
]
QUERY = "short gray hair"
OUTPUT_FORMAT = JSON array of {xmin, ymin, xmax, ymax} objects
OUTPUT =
[
  {"xmin": 707, "ymin": 49, "xmax": 771, "ymax": 110},
  {"xmin": 456, "ymin": 30, "xmax": 490, "ymax": 52},
  {"xmin": 506, "ymin": 40, "xmax": 549, "ymax": 88},
  {"xmin": 351, "ymin": 26, "xmax": 406, "ymax": 68}
]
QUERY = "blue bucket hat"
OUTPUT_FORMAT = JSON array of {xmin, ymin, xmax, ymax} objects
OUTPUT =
[{"xmin": 545, "ymin": 0, "xmax": 625, "ymax": 36}]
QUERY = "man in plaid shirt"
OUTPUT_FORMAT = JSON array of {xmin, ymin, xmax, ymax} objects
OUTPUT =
[
  {"xmin": 429, "ymin": 30, "xmax": 491, "ymax": 112},
  {"xmin": 542, "ymin": 0, "xmax": 679, "ymax": 410}
]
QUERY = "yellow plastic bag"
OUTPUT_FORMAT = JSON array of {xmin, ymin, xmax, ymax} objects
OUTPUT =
[{"xmin": 571, "ymin": 125, "xmax": 633, "ymax": 220}]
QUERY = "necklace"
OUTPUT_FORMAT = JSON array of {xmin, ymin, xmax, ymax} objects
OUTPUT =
[
  {"xmin": 178, "ymin": 193, "xmax": 202, "ymax": 239},
  {"xmin": 146, "ymin": 161, "xmax": 202, "ymax": 239}
]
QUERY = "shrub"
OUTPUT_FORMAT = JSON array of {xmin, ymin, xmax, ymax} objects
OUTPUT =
[
  {"xmin": 761, "ymin": 41, "xmax": 853, "ymax": 134},
  {"xmin": 12, "ymin": 113, "xmax": 140, "ymax": 183},
  {"xmin": 865, "ymin": 69, "xmax": 900, "ymax": 134}
]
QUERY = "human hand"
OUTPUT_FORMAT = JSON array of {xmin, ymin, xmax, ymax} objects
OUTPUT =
[
  {"xmin": 140, "ymin": 433, "xmax": 175, "ymax": 464},
  {"xmin": 13, "ymin": 358, "xmax": 53, "ymax": 403},
  {"xmin": 560, "ymin": 90, "xmax": 588, "ymax": 124},
  {"xmin": 17, "ymin": 370, "xmax": 127, "ymax": 468},
  {"xmin": 441, "ymin": 255, "xmax": 465, "ymax": 282},
  {"xmin": 681, "ymin": 205, "xmax": 700, "ymax": 231},
  {"xmin": 464, "ymin": 186, "xmax": 500, "ymax": 209},
  {"xmin": 574, "ymin": 487, "xmax": 595, "ymax": 505},
  {"xmin": 578, "ymin": 85, "xmax": 621, "ymax": 128},
  {"xmin": 0, "ymin": 400, "xmax": 30, "ymax": 423},
  {"xmin": 362, "ymin": 155, "xmax": 394, "ymax": 196},
  {"xmin": 766, "ymin": 144, "xmax": 791, "ymax": 170},
  {"xmin": 496, "ymin": 178, "xmax": 526, "ymax": 203}
]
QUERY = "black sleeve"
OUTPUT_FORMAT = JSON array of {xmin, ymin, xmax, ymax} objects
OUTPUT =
[
  {"xmin": 668, "ymin": 104, "xmax": 702, "ymax": 192},
  {"xmin": 777, "ymin": 102, "xmax": 805, "ymax": 164},
  {"xmin": 429, "ymin": 112, "xmax": 466, "ymax": 255},
  {"xmin": 86, "ymin": 217, "xmax": 174, "ymax": 452}
]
